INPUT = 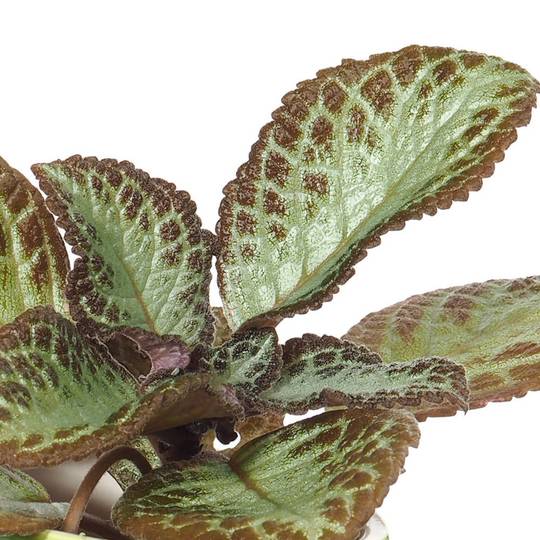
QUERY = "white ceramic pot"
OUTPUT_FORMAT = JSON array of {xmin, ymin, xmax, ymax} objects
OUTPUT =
[{"xmin": 361, "ymin": 514, "xmax": 389, "ymax": 540}]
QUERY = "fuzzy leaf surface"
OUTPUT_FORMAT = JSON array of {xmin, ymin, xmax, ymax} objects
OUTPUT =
[
  {"xmin": 195, "ymin": 328, "xmax": 282, "ymax": 405},
  {"xmin": 0, "ymin": 307, "xmax": 161, "ymax": 467},
  {"xmin": 344, "ymin": 276, "xmax": 540, "ymax": 416},
  {"xmin": 0, "ymin": 466, "xmax": 67, "ymax": 535},
  {"xmin": 109, "ymin": 437, "xmax": 162, "ymax": 491},
  {"xmin": 259, "ymin": 334, "xmax": 468, "ymax": 414},
  {"xmin": 33, "ymin": 156, "xmax": 214, "ymax": 346},
  {"xmin": 217, "ymin": 45, "xmax": 539, "ymax": 330},
  {"xmin": 0, "ymin": 157, "xmax": 69, "ymax": 324},
  {"xmin": 113, "ymin": 408, "xmax": 419, "ymax": 540}
]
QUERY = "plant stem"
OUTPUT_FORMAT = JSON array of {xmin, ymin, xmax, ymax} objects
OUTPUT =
[{"xmin": 62, "ymin": 447, "xmax": 152, "ymax": 534}]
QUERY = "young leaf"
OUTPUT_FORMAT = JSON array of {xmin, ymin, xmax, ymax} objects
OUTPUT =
[
  {"xmin": 0, "ymin": 307, "xmax": 161, "ymax": 467},
  {"xmin": 32, "ymin": 156, "xmax": 214, "ymax": 346},
  {"xmin": 105, "ymin": 327, "xmax": 191, "ymax": 387},
  {"xmin": 0, "ymin": 465, "xmax": 68, "ymax": 535},
  {"xmin": 112, "ymin": 408, "xmax": 419, "ymax": 540},
  {"xmin": 0, "ymin": 157, "xmax": 69, "ymax": 324},
  {"xmin": 344, "ymin": 276, "xmax": 540, "ymax": 417},
  {"xmin": 217, "ymin": 45, "xmax": 539, "ymax": 330},
  {"xmin": 258, "ymin": 334, "xmax": 468, "ymax": 414},
  {"xmin": 194, "ymin": 327, "xmax": 282, "ymax": 405}
]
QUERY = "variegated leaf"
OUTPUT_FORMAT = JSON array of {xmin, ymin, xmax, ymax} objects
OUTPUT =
[
  {"xmin": 113, "ymin": 408, "xmax": 419, "ymax": 540},
  {"xmin": 33, "ymin": 156, "xmax": 214, "ymax": 346},
  {"xmin": 0, "ymin": 307, "xmax": 162, "ymax": 467},
  {"xmin": 194, "ymin": 327, "xmax": 282, "ymax": 405},
  {"xmin": 0, "ymin": 157, "xmax": 69, "ymax": 324},
  {"xmin": 258, "ymin": 334, "xmax": 468, "ymax": 414},
  {"xmin": 0, "ymin": 466, "xmax": 67, "ymax": 535},
  {"xmin": 109, "ymin": 437, "xmax": 162, "ymax": 491},
  {"xmin": 344, "ymin": 276, "xmax": 540, "ymax": 417},
  {"xmin": 217, "ymin": 45, "xmax": 539, "ymax": 330}
]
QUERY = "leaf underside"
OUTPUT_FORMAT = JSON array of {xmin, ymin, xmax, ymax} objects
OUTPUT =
[
  {"xmin": 217, "ymin": 45, "xmax": 539, "ymax": 331},
  {"xmin": 344, "ymin": 276, "xmax": 540, "ymax": 417},
  {"xmin": 0, "ymin": 465, "xmax": 67, "ymax": 535},
  {"xmin": 113, "ymin": 408, "xmax": 419, "ymax": 540},
  {"xmin": 0, "ymin": 307, "xmax": 161, "ymax": 467},
  {"xmin": 258, "ymin": 334, "xmax": 468, "ymax": 414},
  {"xmin": 0, "ymin": 157, "xmax": 69, "ymax": 324},
  {"xmin": 33, "ymin": 156, "xmax": 214, "ymax": 346},
  {"xmin": 105, "ymin": 327, "xmax": 191, "ymax": 387},
  {"xmin": 195, "ymin": 327, "xmax": 282, "ymax": 406}
]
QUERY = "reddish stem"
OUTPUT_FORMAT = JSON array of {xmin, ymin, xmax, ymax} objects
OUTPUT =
[{"xmin": 63, "ymin": 446, "xmax": 152, "ymax": 534}]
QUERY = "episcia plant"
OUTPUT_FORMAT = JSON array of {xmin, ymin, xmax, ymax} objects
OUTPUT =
[{"xmin": 0, "ymin": 44, "xmax": 539, "ymax": 540}]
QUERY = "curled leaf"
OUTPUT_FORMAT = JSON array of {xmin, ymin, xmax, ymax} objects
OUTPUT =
[
  {"xmin": 0, "ymin": 307, "xmax": 161, "ymax": 467},
  {"xmin": 33, "ymin": 156, "xmax": 214, "ymax": 346},
  {"xmin": 217, "ymin": 46, "xmax": 539, "ymax": 330},
  {"xmin": 258, "ymin": 334, "xmax": 468, "ymax": 414},
  {"xmin": 113, "ymin": 408, "xmax": 419, "ymax": 540},
  {"xmin": 0, "ymin": 157, "xmax": 69, "ymax": 323},
  {"xmin": 0, "ymin": 465, "xmax": 68, "ymax": 535},
  {"xmin": 105, "ymin": 327, "xmax": 191, "ymax": 387},
  {"xmin": 344, "ymin": 276, "xmax": 540, "ymax": 417}
]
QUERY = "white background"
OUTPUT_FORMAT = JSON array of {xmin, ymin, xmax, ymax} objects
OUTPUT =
[{"xmin": 1, "ymin": 1, "xmax": 539, "ymax": 539}]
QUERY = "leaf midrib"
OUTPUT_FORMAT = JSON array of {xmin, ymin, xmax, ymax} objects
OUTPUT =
[
  {"xmin": 268, "ymin": 73, "xmax": 504, "ymax": 314},
  {"xmin": 227, "ymin": 459, "xmax": 311, "ymax": 521},
  {"xmin": 88, "ymin": 184, "xmax": 157, "ymax": 334}
]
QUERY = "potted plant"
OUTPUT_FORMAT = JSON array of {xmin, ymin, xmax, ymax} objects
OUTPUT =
[{"xmin": 0, "ymin": 45, "xmax": 538, "ymax": 540}]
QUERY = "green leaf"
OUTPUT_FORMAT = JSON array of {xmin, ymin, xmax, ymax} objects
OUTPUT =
[
  {"xmin": 0, "ymin": 157, "xmax": 69, "ymax": 324},
  {"xmin": 112, "ymin": 408, "xmax": 419, "ymax": 540},
  {"xmin": 344, "ymin": 276, "xmax": 540, "ymax": 417},
  {"xmin": 0, "ymin": 307, "xmax": 162, "ymax": 467},
  {"xmin": 109, "ymin": 437, "xmax": 162, "ymax": 490},
  {"xmin": 217, "ymin": 45, "xmax": 539, "ymax": 330},
  {"xmin": 0, "ymin": 466, "xmax": 67, "ymax": 535},
  {"xmin": 32, "ymin": 156, "xmax": 214, "ymax": 346},
  {"xmin": 194, "ymin": 327, "xmax": 282, "ymax": 405},
  {"xmin": 258, "ymin": 334, "xmax": 468, "ymax": 414}
]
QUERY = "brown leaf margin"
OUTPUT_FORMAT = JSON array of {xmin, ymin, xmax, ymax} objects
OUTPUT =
[
  {"xmin": 258, "ymin": 334, "xmax": 469, "ymax": 416},
  {"xmin": 216, "ymin": 45, "xmax": 540, "ymax": 330},
  {"xmin": 32, "ymin": 156, "xmax": 215, "ymax": 344},
  {"xmin": 0, "ymin": 157, "xmax": 69, "ymax": 316},
  {"xmin": 112, "ymin": 408, "xmax": 420, "ymax": 540},
  {"xmin": 0, "ymin": 307, "xmax": 165, "ymax": 468},
  {"xmin": 343, "ymin": 276, "xmax": 540, "ymax": 420}
]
